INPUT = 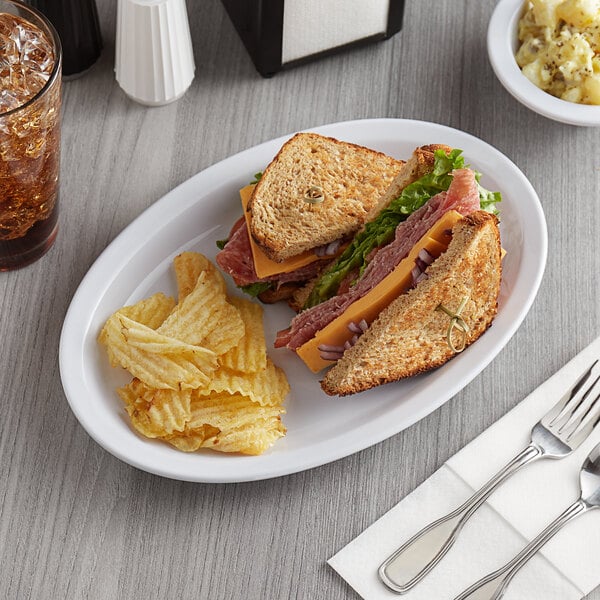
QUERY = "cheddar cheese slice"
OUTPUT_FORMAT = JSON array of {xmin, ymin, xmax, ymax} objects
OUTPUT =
[{"xmin": 296, "ymin": 210, "xmax": 463, "ymax": 373}]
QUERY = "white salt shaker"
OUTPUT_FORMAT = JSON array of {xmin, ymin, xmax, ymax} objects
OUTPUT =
[{"xmin": 115, "ymin": 0, "xmax": 195, "ymax": 106}]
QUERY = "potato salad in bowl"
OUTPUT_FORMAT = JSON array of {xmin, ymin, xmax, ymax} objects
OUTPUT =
[{"xmin": 516, "ymin": 0, "xmax": 600, "ymax": 104}]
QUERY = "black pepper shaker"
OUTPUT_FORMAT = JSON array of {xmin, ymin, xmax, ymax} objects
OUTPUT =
[{"xmin": 27, "ymin": 0, "xmax": 103, "ymax": 78}]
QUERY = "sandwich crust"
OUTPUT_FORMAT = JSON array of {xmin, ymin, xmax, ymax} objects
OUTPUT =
[
  {"xmin": 320, "ymin": 211, "xmax": 502, "ymax": 396},
  {"xmin": 247, "ymin": 133, "xmax": 404, "ymax": 262},
  {"xmin": 364, "ymin": 143, "xmax": 453, "ymax": 221}
]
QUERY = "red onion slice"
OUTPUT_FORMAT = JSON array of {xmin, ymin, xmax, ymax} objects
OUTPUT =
[
  {"xmin": 318, "ymin": 344, "xmax": 345, "ymax": 353},
  {"xmin": 325, "ymin": 239, "xmax": 342, "ymax": 255},
  {"xmin": 314, "ymin": 238, "xmax": 343, "ymax": 257},
  {"xmin": 414, "ymin": 257, "xmax": 427, "ymax": 271},
  {"xmin": 411, "ymin": 265, "xmax": 422, "ymax": 284},
  {"xmin": 318, "ymin": 343, "xmax": 346, "ymax": 361},
  {"xmin": 319, "ymin": 350, "xmax": 344, "ymax": 361},
  {"xmin": 418, "ymin": 248, "xmax": 434, "ymax": 265},
  {"xmin": 347, "ymin": 321, "xmax": 363, "ymax": 334}
]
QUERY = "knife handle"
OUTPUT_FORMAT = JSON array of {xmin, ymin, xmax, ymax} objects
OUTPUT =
[{"xmin": 378, "ymin": 444, "xmax": 542, "ymax": 594}]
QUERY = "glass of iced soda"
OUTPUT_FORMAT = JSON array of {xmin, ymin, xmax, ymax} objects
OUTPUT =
[{"xmin": 0, "ymin": 0, "xmax": 61, "ymax": 270}]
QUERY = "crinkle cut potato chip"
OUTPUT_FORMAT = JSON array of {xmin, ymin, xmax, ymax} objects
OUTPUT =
[
  {"xmin": 97, "ymin": 293, "xmax": 176, "ymax": 349},
  {"xmin": 98, "ymin": 251, "xmax": 290, "ymax": 456},
  {"xmin": 167, "ymin": 418, "xmax": 286, "ymax": 456},
  {"xmin": 158, "ymin": 271, "xmax": 245, "ymax": 356},
  {"xmin": 99, "ymin": 313, "xmax": 217, "ymax": 390},
  {"xmin": 187, "ymin": 391, "xmax": 285, "ymax": 430},
  {"xmin": 219, "ymin": 296, "xmax": 267, "ymax": 374},
  {"xmin": 173, "ymin": 251, "xmax": 226, "ymax": 301},
  {"xmin": 163, "ymin": 425, "xmax": 221, "ymax": 453},
  {"xmin": 205, "ymin": 419, "xmax": 286, "ymax": 455},
  {"xmin": 118, "ymin": 293, "xmax": 176, "ymax": 329},
  {"xmin": 165, "ymin": 392, "xmax": 286, "ymax": 455},
  {"xmin": 118, "ymin": 378, "xmax": 192, "ymax": 437},
  {"xmin": 196, "ymin": 358, "xmax": 290, "ymax": 407}
]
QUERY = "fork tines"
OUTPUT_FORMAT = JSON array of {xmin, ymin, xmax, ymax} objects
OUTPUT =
[{"xmin": 544, "ymin": 359, "xmax": 600, "ymax": 445}]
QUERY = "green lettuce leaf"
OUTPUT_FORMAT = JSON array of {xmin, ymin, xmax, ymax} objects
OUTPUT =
[
  {"xmin": 240, "ymin": 281, "xmax": 272, "ymax": 297},
  {"xmin": 476, "ymin": 176, "xmax": 502, "ymax": 214}
]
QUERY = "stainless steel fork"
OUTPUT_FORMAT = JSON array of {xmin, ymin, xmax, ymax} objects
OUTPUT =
[{"xmin": 379, "ymin": 359, "xmax": 600, "ymax": 594}]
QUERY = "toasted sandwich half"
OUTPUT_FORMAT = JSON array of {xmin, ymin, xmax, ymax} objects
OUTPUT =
[
  {"xmin": 216, "ymin": 135, "xmax": 446, "ymax": 303},
  {"xmin": 321, "ymin": 211, "xmax": 502, "ymax": 395}
]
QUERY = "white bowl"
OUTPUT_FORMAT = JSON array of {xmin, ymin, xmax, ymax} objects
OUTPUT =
[{"xmin": 487, "ymin": 0, "xmax": 600, "ymax": 126}]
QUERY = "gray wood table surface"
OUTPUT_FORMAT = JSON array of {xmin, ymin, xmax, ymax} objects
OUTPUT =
[{"xmin": 1, "ymin": 0, "xmax": 599, "ymax": 598}]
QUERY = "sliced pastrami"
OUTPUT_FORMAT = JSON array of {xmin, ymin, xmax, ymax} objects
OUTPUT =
[
  {"xmin": 216, "ymin": 218, "xmax": 325, "ymax": 287},
  {"xmin": 216, "ymin": 217, "xmax": 257, "ymax": 286}
]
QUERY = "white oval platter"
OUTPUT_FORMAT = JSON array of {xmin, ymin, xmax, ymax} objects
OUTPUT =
[{"xmin": 59, "ymin": 118, "xmax": 547, "ymax": 483}]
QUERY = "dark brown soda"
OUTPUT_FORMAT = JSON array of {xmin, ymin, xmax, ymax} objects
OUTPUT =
[{"xmin": 0, "ymin": 11, "xmax": 61, "ymax": 270}]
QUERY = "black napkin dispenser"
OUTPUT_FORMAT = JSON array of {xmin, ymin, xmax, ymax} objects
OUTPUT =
[{"xmin": 221, "ymin": 0, "xmax": 405, "ymax": 77}]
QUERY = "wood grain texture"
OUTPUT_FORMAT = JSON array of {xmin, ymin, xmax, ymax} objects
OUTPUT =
[{"xmin": 1, "ymin": 0, "xmax": 599, "ymax": 598}]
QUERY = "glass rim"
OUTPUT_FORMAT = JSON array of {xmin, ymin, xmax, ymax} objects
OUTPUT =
[{"xmin": 0, "ymin": 0, "xmax": 63, "ymax": 118}]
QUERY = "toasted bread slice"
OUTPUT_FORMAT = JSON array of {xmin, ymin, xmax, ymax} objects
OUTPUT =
[
  {"xmin": 320, "ymin": 211, "xmax": 502, "ymax": 396},
  {"xmin": 247, "ymin": 132, "xmax": 404, "ymax": 262}
]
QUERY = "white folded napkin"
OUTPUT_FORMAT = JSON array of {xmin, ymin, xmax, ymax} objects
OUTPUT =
[{"xmin": 328, "ymin": 336, "xmax": 600, "ymax": 600}]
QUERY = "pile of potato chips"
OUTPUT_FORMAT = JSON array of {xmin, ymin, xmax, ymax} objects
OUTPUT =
[{"xmin": 98, "ymin": 252, "xmax": 289, "ymax": 455}]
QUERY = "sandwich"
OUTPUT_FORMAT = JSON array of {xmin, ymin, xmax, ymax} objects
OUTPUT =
[
  {"xmin": 274, "ymin": 147, "xmax": 503, "ymax": 396},
  {"xmin": 216, "ymin": 132, "xmax": 406, "ymax": 303}
]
